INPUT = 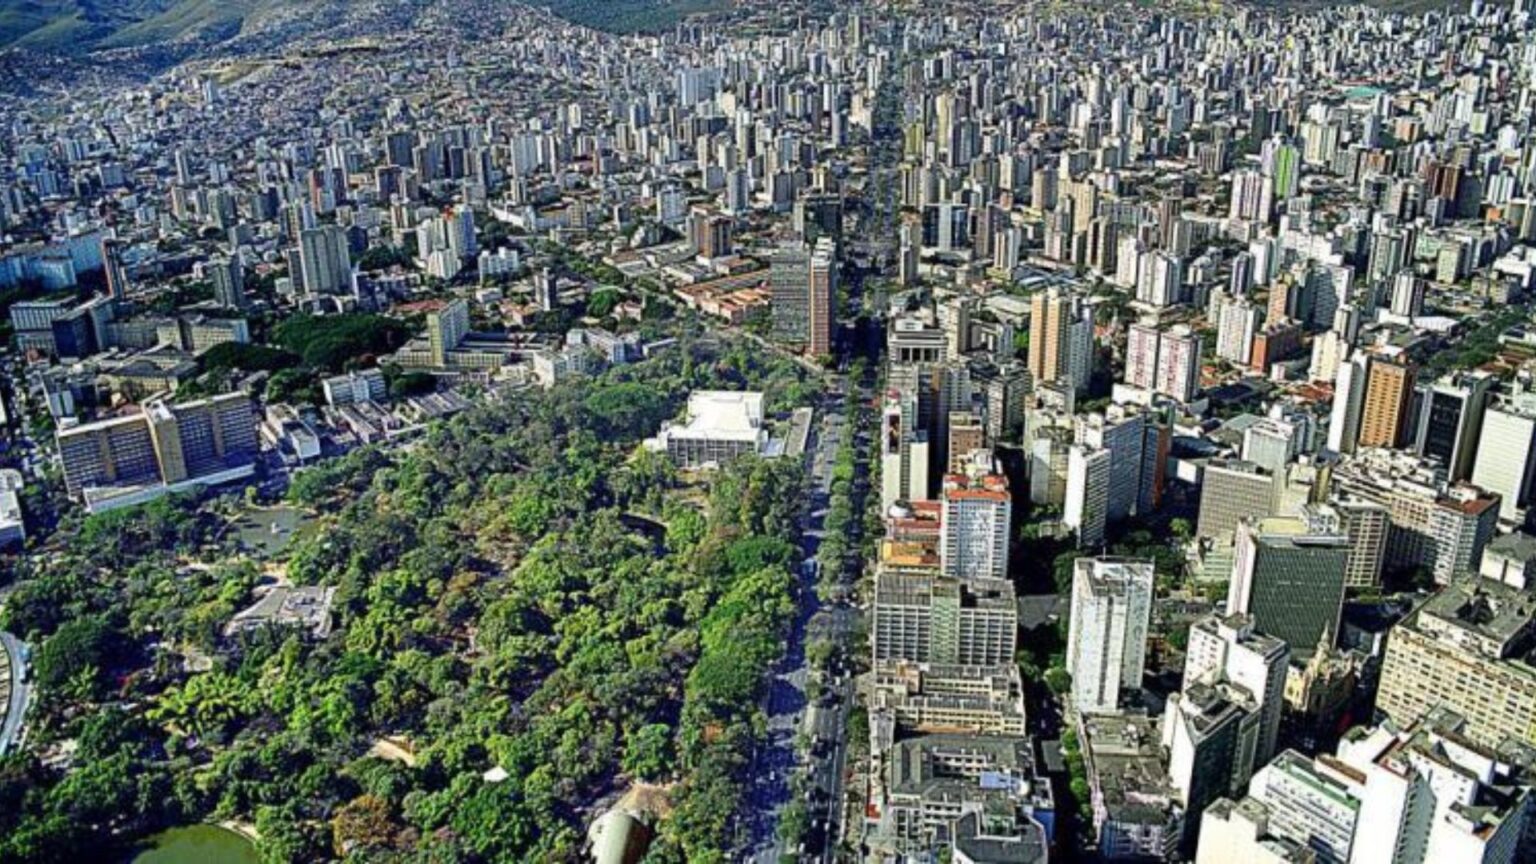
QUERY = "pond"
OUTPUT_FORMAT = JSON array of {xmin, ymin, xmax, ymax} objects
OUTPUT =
[
  {"xmin": 130, "ymin": 824, "xmax": 258, "ymax": 864},
  {"xmin": 229, "ymin": 503, "xmax": 314, "ymax": 558}
]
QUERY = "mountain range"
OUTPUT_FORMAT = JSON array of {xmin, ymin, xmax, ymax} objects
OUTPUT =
[{"xmin": 0, "ymin": 0, "xmax": 730, "ymax": 55}]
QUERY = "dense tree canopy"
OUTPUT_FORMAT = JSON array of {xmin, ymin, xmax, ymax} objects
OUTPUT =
[{"xmin": 0, "ymin": 337, "xmax": 815, "ymax": 863}]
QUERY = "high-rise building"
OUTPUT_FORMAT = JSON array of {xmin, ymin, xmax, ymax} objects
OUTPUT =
[
  {"xmin": 56, "ymin": 393, "xmax": 259, "ymax": 512},
  {"xmin": 872, "ymin": 571, "xmax": 1018, "ymax": 666},
  {"xmin": 939, "ymin": 473, "xmax": 1011, "ymax": 583},
  {"xmin": 427, "ymin": 299, "xmax": 470, "ymax": 366},
  {"xmin": 1413, "ymin": 371, "xmax": 1493, "ymax": 482},
  {"xmin": 770, "ymin": 237, "xmax": 836, "ymax": 356},
  {"xmin": 1376, "ymin": 578, "xmax": 1536, "ymax": 750},
  {"xmin": 1195, "ymin": 798, "xmax": 1317, "ymax": 864},
  {"xmin": 1184, "ymin": 613, "xmax": 1290, "ymax": 775},
  {"xmin": 1198, "ymin": 460, "xmax": 1278, "ymax": 542},
  {"xmin": 1029, "ymin": 288, "xmax": 1093, "ymax": 393},
  {"xmin": 1301, "ymin": 500, "xmax": 1390, "ymax": 589},
  {"xmin": 1229, "ymin": 517, "xmax": 1349, "ymax": 660},
  {"xmin": 1066, "ymin": 558, "xmax": 1155, "ymax": 714},
  {"xmin": 208, "ymin": 256, "xmax": 246, "ymax": 309},
  {"xmin": 1209, "ymin": 708, "xmax": 1536, "ymax": 864},
  {"xmin": 297, "ymin": 225, "xmax": 352, "ymax": 296},
  {"xmin": 1124, "ymin": 322, "xmax": 1201, "ymax": 403},
  {"xmin": 101, "ymin": 236, "xmax": 130, "ymax": 302},
  {"xmin": 1358, "ymin": 356, "xmax": 1416, "ymax": 449},
  {"xmin": 946, "ymin": 412, "xmax": 986, "ymax": 473},
  {"xmin": 1331, "ymin": 450, "xmax": 1502, "ymax": 584},
  {"xmin": 880, "ymin": 391, "xmax": 932, "ymax": 511},
  {"xmin": 1065, "ymin": 444, "xmax": 1111, "ymax": 548},
  {"xmin": 808, "ymin": 236, "xmax": 837, "ymax": 357},
  {"xmin": 1076, "ymin": 406, "xmax": 1160, "ymax": 524},
  {"xmin": 1327, "ymin": 351, "xmax": 1369, "ymax": 454},
  {"xmin": 1471, "ymin": 388, "xmax": 1536, "ymax": 527}
]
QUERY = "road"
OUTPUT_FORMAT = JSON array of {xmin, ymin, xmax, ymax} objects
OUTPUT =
[
  {"xmin": 743, "ymin": 388, "xmax": 855, "ymax": 864},
  {"xmin": 0, "ymin": 631, "xmax": 31, "ymax": 756}
]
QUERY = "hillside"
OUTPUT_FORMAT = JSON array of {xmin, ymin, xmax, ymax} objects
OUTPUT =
[{"xmin": 0, "ymin": 0, "xmax": 733, "ymax": 54}]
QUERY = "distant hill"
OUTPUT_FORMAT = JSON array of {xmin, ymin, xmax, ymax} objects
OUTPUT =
[{"xmin": 0, "ymin": 0, "xmax": 734, "ymax": 54}]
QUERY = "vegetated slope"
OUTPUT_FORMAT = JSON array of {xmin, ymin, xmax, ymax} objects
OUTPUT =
[
  {"xmin": 0, "ymin": 0, "xmax": 735, "ymax": 53},
  {"xmin": 535, "ymin": 0, "xmax": 734, "ymax": 33}
]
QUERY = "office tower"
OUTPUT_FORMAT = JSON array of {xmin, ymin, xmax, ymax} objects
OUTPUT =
[
  {"xmin": 1242, "ymin": 418, "xmax": 1301, "ymax": 476},
  {"xmin": 1414, "ymin": 371, "xmax": 1494, "ymax": 481},
  {"xmin": 1066, "ymin": 558, "xmax": 1154, "ymax": 714},
  {"xmin": 1471, "ymin": 389, "xmax": 1536, "ymax": 526},
  {"xmin": 427, "ymin": 299, "xmax": 470, "ymax": 367},
  {"xmin": 1328, "ymin": 351, "xmax": 1369, "ymax": 454},
  {"xmin": 1301, "ymin": 500, "xmax": 1389, "ymax": 589},
  {"xmin": 1249, "ymin": 750, "xmax": 1362, "ymax": 863},
  {"xmin": 1065, "ymin": 444, "xmax": 1111, "ymax": 548},
  {"xmin": 1215, "ymin": 294, "xmax": 1261, "ymax": 365},
  {"xmin": 1358, "ymin": 356, "xmax": 1415, "ymax": 448},
  {"xmin": 447, "ymin": 204, "xmax": 478, "ymax": 260},
  {"xmin": 1229, "ymin": 517, "xmax": 1348, "ymax": 660},
  {"xmin": 1075, "ymin": 406, "xmax": 1158, "ymax": 524},
  {"xmin": 1125, "ymin": 323, "xmax": 1160, "ymax": 391},
  {"xmin": 1162, "ymin": 681, "xmax": 1268, "ymax": 857},
  {"xmin": 1156, "ymin": 325, "xmax": 1202, "ymax": 403},
  {"xmin": 982, "ymin": 362, "xmax": 1031, "ymax": 444},
  {"xmin": 939, "ymin": 473, "xmax": 1011, "ymax": 582},
  {"xmin": 1185, "ymin": 613, "xmax": 1290, "ymax": 775},
  {"xmin": 1331, "ymin": 451, "xmax": 1502, "ymax": 584},
  {"xmin": 101, "ymin": 237, "xmax": 130, "ymax": 302},
  {"xmin": 56, "ymin": 393, "xmax": 259, "ymax": 511},
  {"xmin": 871, "ymin": 571, "xmax": 1017, "ymax": 666},
  {"xmin": 793, "ymin": 192, "xmax": 842, "ymax": 247},
  {"xmin": 1199, "ymin": 460, "xmax": 1278, "ymax": 542},
  {"xmin": 1196, "ymin": 798, "xmax": 1317, "ymax": 864},
  {"xmin": 1376, "ymin": 578, "xmax": 1536, "ymax": 750},
  {"xmin": 946, "ymin": 412, "xmax": 986, "ymax": 473},
  {"xmin": 209, "ymin": 257, "xmax": 246, "ymax": 310},
  {"xmin": 533, "ymin": 268, "xmax": 555, "ymax": 312},
  {"xmin": 1028, "ymin": 426, "xmax": 1073, "ymax": 508},
  {"xmin": 1029, "ymin": 288, "xmax": 1093, "ymax": 393},
  {"xmin": 770, "ymin": 242, "xmax": 811, "ymax": 346},
  {"xmin": 297, "ymin": 225, "xmax": 352, "ymax": 295},
  {"xmin": 880, "ymin": 392, "xmax": 931, "ymax": 511},
  {"xmin": 807, "ymin": 236, "xmax": 837, "ymax": 357}
]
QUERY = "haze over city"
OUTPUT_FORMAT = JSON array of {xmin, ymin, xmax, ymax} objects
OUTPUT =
[{"xmin": 3, "ymin": 1, "xmax": 1536, "ymax": 863}]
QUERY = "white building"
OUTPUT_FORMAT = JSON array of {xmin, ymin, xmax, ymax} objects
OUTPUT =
[
  {"xmin": 939, "ymin": 474, "xmax": 1012, "ymax": 583},
  {"xmin": 1066, "ymin": 558, "xmax": 1154, "ymax": 714},
  {"xmin": 649, "ymin": 391, "xmax": 768, "ymax": 468}
]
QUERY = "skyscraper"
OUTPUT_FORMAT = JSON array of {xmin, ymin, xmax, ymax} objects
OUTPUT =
[
  {"xmin": 1029, "ymin": 288, "xmax": 1093, "ymax": 393},
  {"xmin": 428, "ymin": 299, "xmax": 470, "ymax": 367},
  {"xmin": 1066, "ymin": 558, "xmax": 1154, "ymax": 714},
  {"xmin": 1358, "ymin": 356, "xmax": 1415, "ymax": 449},
  {"xmin": 1228, "ymin": 517, "xmax": 1349, "ymax": 660},
  {"xmin": 808, "ymin": 235, "xmax": 837, "ymax": 357},
  {"xmin": 1327, "ymin": 351, "xmax": 1369, "ymax": 454},
  {"xmin": 101, "ymin": 236, "xmax": 130, "ymax": 302},
  {"xmin": 939, "ymin": 473, "xmax": 1011, "ymax": 583},
  {"xmin": 209, "ymin": 256, "xmax": 246, "ymax": 310},
  {"xmin": 1413, "ymin": 371, "xmax": 1493, "ymax": 482},
  {"xmin": 298, "ymin": 225, "xmax": 352, "ymax": 296},
  {"xmin": 1472, "ymin": 388, "xmax": 1536, "ymax": 526}
]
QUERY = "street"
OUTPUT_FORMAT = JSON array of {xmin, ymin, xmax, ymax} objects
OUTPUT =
[{"xmin": 0, "ymin": 630, "xmax": 31, "ymax": 756}]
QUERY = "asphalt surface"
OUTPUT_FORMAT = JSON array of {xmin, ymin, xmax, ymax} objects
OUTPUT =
[
  {"xmin": 0, "ymin": 630, "xmax": 31, "ymax": 756},
  {"xmin": 744, "ymin": 394, "xmax": 856, "ymax": 864}
]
